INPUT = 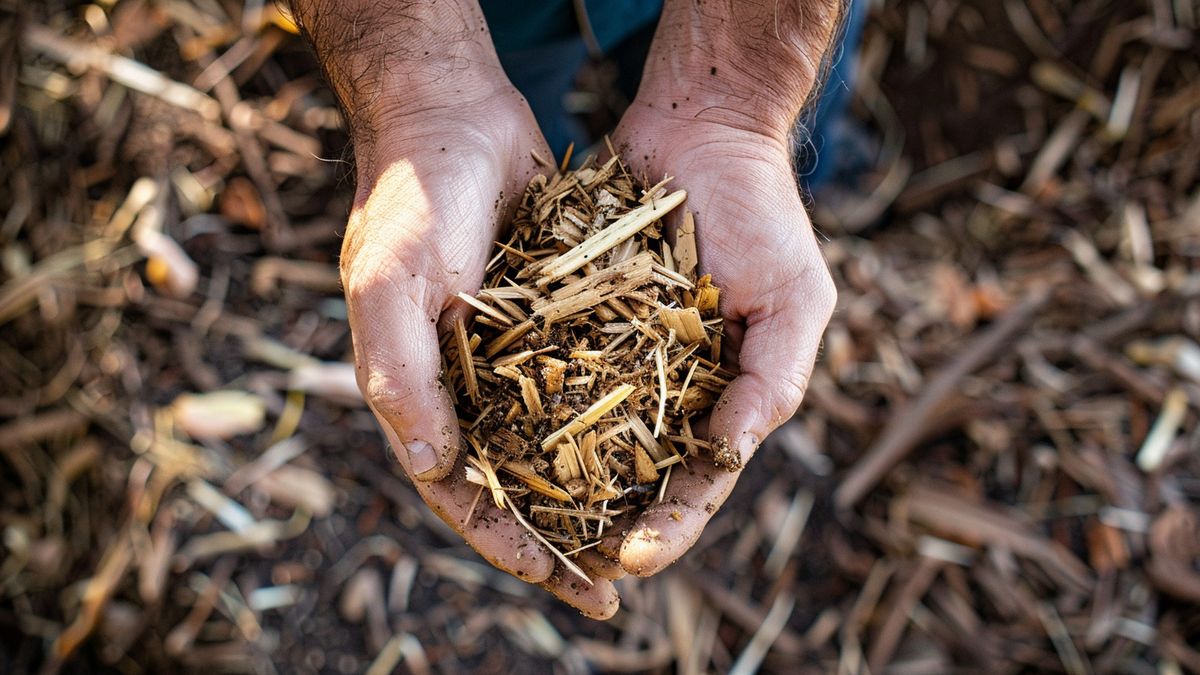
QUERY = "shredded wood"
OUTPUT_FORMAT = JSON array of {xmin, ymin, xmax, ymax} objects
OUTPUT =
[
  {"xmin": 445, "ymin": 151, "xmax": 728, "ymax": 559},
  {"xmin": 8, "ymin": 0, "xmax": 1200, "ymax": 671}
]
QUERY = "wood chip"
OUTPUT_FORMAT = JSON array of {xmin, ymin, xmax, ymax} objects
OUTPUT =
[{"xmin": 444, "ymin": 151, "xmax": 726, "ymax": 560}]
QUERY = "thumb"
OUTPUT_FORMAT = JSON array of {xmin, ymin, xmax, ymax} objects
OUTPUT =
[
  {"xmin": 346, "ymin": 269, "xmax": 459, "ymax": 481},
  {"xmin": 618, "ymin": 265, "xmax": 835, "ymax": 575},
  {"xmin": 707, "ymin": 281, "xmax": 833, "ymax": 469}
]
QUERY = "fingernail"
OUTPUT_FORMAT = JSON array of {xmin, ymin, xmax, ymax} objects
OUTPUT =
[{"xmin": 405, "ymin": 440, "xmax": 439, "ymax": 477}]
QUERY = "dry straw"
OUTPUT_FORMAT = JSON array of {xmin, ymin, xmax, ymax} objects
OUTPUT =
[{"xmin": 444, "ymin": 149, "xmax": 731, "ymax": 577}]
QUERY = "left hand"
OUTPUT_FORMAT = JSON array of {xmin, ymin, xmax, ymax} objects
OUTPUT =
[{"xmin": 602, "ymin": 102, "xmax": 837, "ymax": 576}]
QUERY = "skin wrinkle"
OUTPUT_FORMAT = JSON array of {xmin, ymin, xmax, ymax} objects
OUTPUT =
[
  {"xmin": 351, "ymin": 102, "xmax": 519, "ymax": 195},
  {"xmin": 437, "ymin": 155, "xmax": 501, "ymax": 244},
  {"xmin": 689, "ymin": 107, "xmax": 783, "ymax": 139},
  {"xmin": 675, "ymin": 158, "xmax": 820, "ymax": 322},
  {"xmin": 344, "ymin": 238, "xmax": 448, "ymax": 321},
  {"xmin": 342, "ymin": 162, "xmax": 426, "ymax": 275},
  {"xmin": 738, "ymin": 334, "xmax": 811, "ymax": 425},
  {"xmin": 650, "ymin": 129, "xmax": 793, "ymax": 176},
  {"xmin": 736, "ymin": 255, "xmax": 828, "ymax": 320},
  {"xmin": 378, "ymin": 212, "xmax": 480, "ymax": 292},
  {"xmin": 343, "ymin": 131, "xmax": 519, "ymax": 311}
]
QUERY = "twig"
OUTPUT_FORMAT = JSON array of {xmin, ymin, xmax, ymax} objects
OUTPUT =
[{"xmin": 835, "ymin": 286, "xmax": 1052, "ymax": 509}]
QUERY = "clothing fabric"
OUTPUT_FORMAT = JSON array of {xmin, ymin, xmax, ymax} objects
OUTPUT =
[{"xmin": 482, "ymin": 0, "xmax": 663, "ymax": 54}]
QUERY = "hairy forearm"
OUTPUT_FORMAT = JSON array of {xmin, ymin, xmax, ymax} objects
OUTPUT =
[
  {"xmin": 285, "ymin": 0, "xmax": 506, "ymax": 140},
  {"xmin": 640, "ymin": 0, "xmax": 844, "ymax": 140}
]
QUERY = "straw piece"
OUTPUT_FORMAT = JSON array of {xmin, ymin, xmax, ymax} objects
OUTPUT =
[
  {"xmin": 453, "ymin": 316, "xmax": 478, "ymax": 404},
  {"xmin": 542, "ymin": 384, "xmax": 636, "ymax": 450},
  {"xmin": 530, "ymin": 190, "xmax": 687, "ymax": 283},
  {"xmin": 456, "ymin": 291, "xmax": 514, "ymax": 327}
]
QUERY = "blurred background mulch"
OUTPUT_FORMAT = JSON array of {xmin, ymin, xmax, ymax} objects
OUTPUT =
[{"xmin": 2, "ymin": 0, "xmax": 1200, "ymax": 673}]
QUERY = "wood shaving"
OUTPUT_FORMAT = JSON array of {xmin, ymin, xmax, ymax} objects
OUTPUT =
[{"xmin": 445, "ymin": 151, "xmax": 729, "ymax": 559}]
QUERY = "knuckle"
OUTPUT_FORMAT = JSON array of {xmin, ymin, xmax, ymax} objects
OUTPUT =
[
  {"xmin": 340, "ymin": 263, "xmax": 368, "ymax": 304},
  {"xmin": 771, "ymin": 366, "xmax": 811, "ymax": 423},
  {"xmin": 363, "ymin": 366, "xmax": 416, "ymax": 414},
  {"xmin": 811, "ymin": 266, "xmax": 838, "ymax": 317},
  {"xmin": 339, "ymin": 209, "xmax": 374, "ymax": 280},
  {"xmin": 342, "ymin": 248, "xmax": 417, "ymax": 307},
  {"xmin": 757, "ymin": 226, "xmax": 806, "ymax": 265},
  {"xmin": 341, "ymin": 248, "xmax": 379, "ymax": 296}
]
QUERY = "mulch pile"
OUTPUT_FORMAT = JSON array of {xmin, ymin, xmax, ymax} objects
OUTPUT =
[
  {"xmin": 448, "ymin": 153, "xmax": 727, "ymax": 574},
  {"xmin": 1, "ymin": 1, "xmax": 1198, "ymax": 673}
]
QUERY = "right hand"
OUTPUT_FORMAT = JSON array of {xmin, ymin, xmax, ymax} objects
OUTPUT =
[{"xmin": 339, "ymin": 81, "xmax": 622, "ymax": 619}]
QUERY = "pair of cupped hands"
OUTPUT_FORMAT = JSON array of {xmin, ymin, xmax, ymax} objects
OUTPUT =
[{"xmin": 339, "ymin": 65, "xmax": 836, "ymax": 618}]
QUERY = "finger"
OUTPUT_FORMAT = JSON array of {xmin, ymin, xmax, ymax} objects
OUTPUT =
[
  {"xmin": 710, "ymin": 271, "xmax": 835, "ymax": 470},
  {"xmin": 576, "ymin": 549, "xmax": 627, "ymax": 581},
  {"xmin": 374, "ymin": 419, "xmax": 556, "ymax": 583},
  {"xmin": 539, "ymin": 568, "xmax": 619, "ymax": 620},
  {"xmin": 347, "ymin": 270, "xmax": 459, "ymax": 481},
  {"xmin": 621, "ymin": 267, "xmax": 836, "ymax": 576},
  {"xmin": 618, "ymin": 462, "xmax": 725, "ymax": 576},
  {"xmin": 345, "ymin": 269, "xmax": 556, "ymax": 579},
  {"xmin": 596, "ymin": 523, "xmax": 627, "ymax": 562}
]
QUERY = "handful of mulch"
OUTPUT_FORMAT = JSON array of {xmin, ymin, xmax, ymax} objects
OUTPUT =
[{"xmin": 443, "ymin": 149, "xmax": 731, "ymax": 581}]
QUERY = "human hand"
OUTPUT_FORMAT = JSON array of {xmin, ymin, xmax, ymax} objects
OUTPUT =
[
  {"xmin": 287, "ymin": 0, "xmax": 622, "ymax": 618},
  {"xmin": 599, "ymin": 0, "xmax": 841, "ymax": 576},
  {"xmin": 339, "ymin": 84, "xmax": 624, "ymax": 619}
]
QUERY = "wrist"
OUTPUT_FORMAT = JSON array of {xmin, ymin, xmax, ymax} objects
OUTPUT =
[
  {"xmin": 351, "ymin": 68, "xmax": 516, "ymax": 159},
  {"xmin": 618, "ymin": 93, "xmax": 797, "ymax": 169},
  {"xmin": 629, "ymin": 82, "xmax": 798, "ymax": 152},
  {"xmin": 636, "ymin": 0, "xmax": 842, "ymax": 143},
  {"xmin": 349, "ymin": 83, "xmax": 538, "ymax": 202},
  {"xmin": 288, "ymin": 0, "xmax": 509, "ymax": 143}
]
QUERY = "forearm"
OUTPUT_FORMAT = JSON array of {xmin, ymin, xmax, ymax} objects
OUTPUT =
[
  {"xmin": 639, "ymin": 0, "xmax": 844, "ymax": 142},
  {"xmin": 285, "ymin": 0, "xmax": 507, "ymax": 141}
]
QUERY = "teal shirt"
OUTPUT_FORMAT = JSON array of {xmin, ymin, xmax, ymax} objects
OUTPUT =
[{"xmin": 481, "ymin": 0, "xmax": 662, "ymax": 53}]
